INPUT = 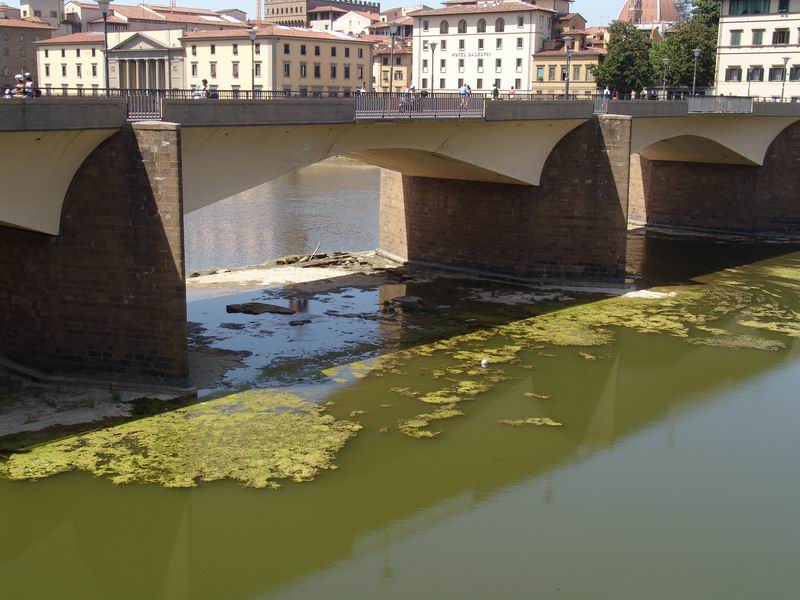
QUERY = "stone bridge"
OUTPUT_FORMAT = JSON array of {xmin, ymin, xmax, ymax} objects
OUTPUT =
[{"xmin": 1, "ymin": 97, "xmax": 798, "ymax": 386}]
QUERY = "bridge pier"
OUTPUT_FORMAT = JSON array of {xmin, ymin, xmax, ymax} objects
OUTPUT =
[
  {"xmin": 0, "ymin": 122, "xmax": 188, "ymax": 386},
  {"xmin": 628, "ymin": 121, "xmax": 800, "ymax": 237},
  {"xmin": 379, "ymin": 115, "xmax": 632, "ymax": 282}
]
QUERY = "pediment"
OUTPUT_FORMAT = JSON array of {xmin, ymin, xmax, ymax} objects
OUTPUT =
[{"xmin": 110, "ymin": 33, "xmax": 168, "ymax": 52}]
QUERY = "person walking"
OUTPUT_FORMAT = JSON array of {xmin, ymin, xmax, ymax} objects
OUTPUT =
[
  {"xmin": 459, "ymin": 82, "xmax": 469, "ymax": 108},
  {"xmin": 630, "ymin": 89, "xmax": 636, "ymax": 101},
  {"xmin": 508, "ymin": 85, "xmax": 516, "ymax": 99},
  {"xmin": 603, "ymin": 85, "xmax": 611, "ymax": 99},
  {"xmin": 492, "ymin": 83, "xmax": 499, "ymax": 100}
]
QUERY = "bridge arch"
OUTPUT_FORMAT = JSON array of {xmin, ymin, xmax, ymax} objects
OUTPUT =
[
  {"xmin": 179, "ymin": 119, "xmax": 588, "ymax": 213},
  {"xmin": 0, "ymin": 129, "xmax": 119, "ymax": 235},
  {"xmin": 630, "ymin": 115, "xmax": 800, "ymax": 166},
  {"xmin": 629, "ymin": 119, "xmax": 800, "ymax": 235}
]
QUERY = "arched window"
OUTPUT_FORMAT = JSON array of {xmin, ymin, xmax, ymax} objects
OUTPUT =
[
  {"xmin": 477, "ymin": 18, "xmax": 486, "ymax": 32},
  {"xmin": 457, "ymin": 19, "xmax": 467, "ymax": 33},
  {"xmin": 495, "ymin": 18, "xmax": 505, "ymax": 32},
  {"xmin": 439, "ymin": 20, "xmax": 449, "ymax": 34}
]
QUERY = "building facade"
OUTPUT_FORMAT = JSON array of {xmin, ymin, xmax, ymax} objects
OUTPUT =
[
  {"xmin": 35, "ymin": 24, "xmax": 373, "ymax": 94},
  {"xmin": 183, "ymin": 26, "xmax": 373, "ymax": 95},
  {"xmin": 263, "ymin": 0, "xmax": 379, "ymax": 27},
  {"xmin": 531, "ymin": 47, "xmax": 604, "ymax": 96},
  {"xmin": 372, "ymin": 38, "xmax": 411, "ymax": 91},
  {"xmin": 310, "ymin": 7, "xmax": 379, "ymax": 35},
  {"xmin": 18, "ymin": 0, "xmax": 62, "ymax": 30},
  {"xmin": 34, "ymin": 31, "xmax": 104, "ymax": 93},
  {"xmin": 1, "ymin": 17, "xmax": 53, "ymax": 84},
  {"xmin": 411, "ymin": 0, "xmax": 573, "ymax": 93},
  {"xmin": 35, "ymin": 30, "xmax": 186, "ymax": 92},
  {"xmin": 716, "ymin": 0, "xmax": 800, "ymax": 99}
]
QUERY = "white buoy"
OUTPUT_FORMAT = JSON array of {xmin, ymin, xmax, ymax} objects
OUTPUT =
[{"xmin": 480, "ymin": 359, "xmax": 489, "ymax": 369}]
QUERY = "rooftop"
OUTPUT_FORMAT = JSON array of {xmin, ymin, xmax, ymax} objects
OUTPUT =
[
  {"xmin": 0, "ymin": 17, "xmax": 54, "ymax": 29},
  {"xmin": 34, "ymin": 31, "xmax": 104, "ymax": 44},
  {"xmin": 181, "ymin": 24, "xmax": 373, "ymax": 42},
  {"xmin": 410, "ymin": 2, "xmax": 556, "ymax": 17}
]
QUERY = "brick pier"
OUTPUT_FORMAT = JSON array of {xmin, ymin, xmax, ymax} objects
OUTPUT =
[
  {"xmin": 379, "ymin": 115, "xmax": 633, "ymax": 282},
  {"xmin": 628, "ymin": 121, "xmax": 800, "ymax": 236},
  {"xmin": 0, "ymin": 122, "xmax": 188, "ymax": 386}
]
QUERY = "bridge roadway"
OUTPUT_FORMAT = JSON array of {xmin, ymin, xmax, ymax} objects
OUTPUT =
[{"xmin": 1, "ymin": 97, "xmax": 799, "ymax": 386}]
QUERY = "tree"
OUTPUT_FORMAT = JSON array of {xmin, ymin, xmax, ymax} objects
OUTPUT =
[
  {"xmin": 649, "ymin": 20, "xmax": 717, "ymax": 88},
  {"xmin": 692, "ymin": 0, "xmax": 722, "ymax": 29},
  {"xmin": 649, "ymin": 1, "xmax": 719, "ymax": 90},
  {"xmin": 594, "ymin": 22, "xmax": 654, "ymax": 93}
]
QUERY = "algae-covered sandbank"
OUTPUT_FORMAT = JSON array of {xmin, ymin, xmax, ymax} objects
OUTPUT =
[{"xmin": 0, "ymin": 390, "xmax": 361, "ymax": 489}]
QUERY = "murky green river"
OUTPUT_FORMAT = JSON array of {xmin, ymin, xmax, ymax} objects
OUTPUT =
[{"xmin": 1, "ymin": 162, "xmax": 799, "ymax": 599}]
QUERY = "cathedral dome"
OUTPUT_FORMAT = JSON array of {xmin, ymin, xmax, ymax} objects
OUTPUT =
[{"xmin": 617, "ymin": 0, "xmax": 680, "ymax": 24}]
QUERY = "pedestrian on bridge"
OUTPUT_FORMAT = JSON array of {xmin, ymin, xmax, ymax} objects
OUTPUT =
[
  {"xmin": 11, "ymin": 75, "xmax": 24, "ymax": 97},
  {"xmin": 459, "ymin": 83, "xmax": 470, "ymax": 108}
]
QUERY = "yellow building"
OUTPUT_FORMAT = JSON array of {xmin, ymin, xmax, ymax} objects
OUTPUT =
[
  {"xmin": 34, "ymin": 31, "xmax": 105, "ymax": 94},
  {"xmin": 183, "ymin": 26, "xmax": 373, "ymax": 95},
  {"xmin": 35, "ymin": 30, "xmax": 186, "ymax": 93},
  {"xmin": 372, "ymin": 39, "xmax": 412, "ymax": 92},
  {"xmin": 532, "ymin": 37, "xmax": 604, "ymax": 97}
]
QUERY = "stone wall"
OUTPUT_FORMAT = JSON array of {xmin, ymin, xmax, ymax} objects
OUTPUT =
[
  {"xmin": 379, "ymin": 115, "xmax": 632, "ymax": 282},
  {"xmin": 628, "ymin": 121, "xmax": 800, "ymax": 236},
  {"xmin": 0, "ymin": 122, "xmax": 188, "ymax": 385}
]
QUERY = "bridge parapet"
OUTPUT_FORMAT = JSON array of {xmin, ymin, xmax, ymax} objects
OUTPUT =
[
  {"xmin": 0, "ymin": 98, "xmax": 127, "ymax": 131},
  {"xmin": 752, "ymin": 101, "xmax": 800, "ymax": 116},
  {"xmin": 162, "ymin": 98, "xmax": 355, "ymax": 127},
  {"xmin": 485, "ymin": 100, "xmax": 593, "ymax": 121}
]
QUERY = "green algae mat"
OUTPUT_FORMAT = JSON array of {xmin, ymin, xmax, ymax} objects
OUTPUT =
[{"xmin": 1, "ymin": 255, "xmax": 798, "ymax": 488}]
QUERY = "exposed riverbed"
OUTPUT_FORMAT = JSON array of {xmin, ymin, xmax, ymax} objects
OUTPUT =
[{"xmin": 1, "ymin": 160, "xmax": 799, "ymax": 599}]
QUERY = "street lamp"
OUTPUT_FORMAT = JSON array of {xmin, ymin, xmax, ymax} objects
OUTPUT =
[
  {"xmin": 661, "ymin": 57, "xmax": 670, "ymax": 100},
  {"xmin": 388, "ymin": 23, "xmax": 398, "ymax": 94},
  {"xmin": 563, "ymin": 36, "xmax": 574, "ymax": 99},
  {"xmin": 249, "ymin": 26, "xmax": 258, "ymax": 98},
  {"xmin": 96, "ymin": 0, "xmax": 110, "ymax": 95},
  {"xmin": 781, "ymin": 56, "xmax": 790, "ymax": 102},
  {"xmin": 429, "ymin": 41, "xmax": 437, "ymax": 94},
  {"xmin": 691, "ymin": 48, "xmax": 701, "ymax": 96}
]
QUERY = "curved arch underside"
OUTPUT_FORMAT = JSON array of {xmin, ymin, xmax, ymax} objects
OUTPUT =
[
  {"xmin": 179, "ymin": 119, "xmax": 587, "ymax": 213},
  {"xmin": 631, "ymin": 115, "xmax": 800, "ymax": 166},
  {"xmin": 639, "ymin": 135, "xmax": 757, "ymax": 165},
  {"xmin": 0, "ymin": 129, "xmax": 119, "ymax": 235}
]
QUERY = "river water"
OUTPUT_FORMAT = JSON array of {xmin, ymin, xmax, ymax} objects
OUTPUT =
[{"xmin": 1, "ymin": 161, "xmax": 799, "ymax": 599}]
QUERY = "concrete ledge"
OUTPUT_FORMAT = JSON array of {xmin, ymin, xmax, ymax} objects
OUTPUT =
[
  {"xmin": 0, "ymin": 98, "xmax": 128, "ymax": 131},
  {"xmin": 606, "ymin": 100, "xmax": 688, "ymax": 117},
  {"xmin": 485, "ymin": 99, "xmax": 593, "ymax": 120},
  {"xmin": 752, "ymin": 102, "xmax": 800, "ymax": 116},
  {"xmin": 163, "ymin": 98, "xmax": 355, "ymax": 126}
]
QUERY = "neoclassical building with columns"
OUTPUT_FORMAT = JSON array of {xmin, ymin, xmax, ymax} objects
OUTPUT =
[{"xmin": 35, "ymin": 30, "xmax": 186, "ymax": 92}]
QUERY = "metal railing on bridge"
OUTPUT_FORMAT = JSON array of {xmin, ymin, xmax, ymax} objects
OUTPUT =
[
  {"xmin": 18, "ymin": 88, "xmax": 791, "ymax": 121},
  {"xmin": 687, "ymin": 95, "xmax": 754, "ymax": 113},
  {"xmin": 354, "ymin": 92, "xmax": 485, "ymax": 119},
  {"xmin": 594, "ymin": 95, "xmax": 759, "ymax": 115}
]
